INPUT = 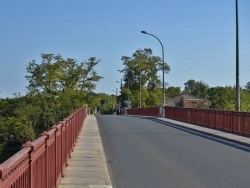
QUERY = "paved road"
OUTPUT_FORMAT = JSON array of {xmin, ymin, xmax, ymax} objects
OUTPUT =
[{"xmin": 97, "ymin": 115, "xmax": 250, "ymax": 188}]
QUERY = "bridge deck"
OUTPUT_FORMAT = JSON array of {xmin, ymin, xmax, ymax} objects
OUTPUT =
[
  {"xmin": 58, "ymin": 114, "xmax": 250, "ymax": 188},
  {"xmin": 58, "ymin": 114, "xmax": 112, "ymax": 188}
]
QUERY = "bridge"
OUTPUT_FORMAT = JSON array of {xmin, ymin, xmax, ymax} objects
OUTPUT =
[{"xmin": 1, "ymin": 106, "xmax": 250, "ymax": 187}]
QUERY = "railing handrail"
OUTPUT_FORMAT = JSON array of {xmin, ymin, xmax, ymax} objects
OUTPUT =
[
  {"xmin": 127, "ymin": 106, "xmax": 250, "ymax": 137},
  {"xmin": 0, "ymin": 105, "xmax": 89, "ymax": 188}
]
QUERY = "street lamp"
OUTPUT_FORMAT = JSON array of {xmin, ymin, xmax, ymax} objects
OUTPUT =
[{"xmin": 141, "ymin": 31, "xmax": 165, "ymax": 109}]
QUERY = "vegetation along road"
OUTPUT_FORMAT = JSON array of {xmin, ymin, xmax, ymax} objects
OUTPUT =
[{"xmin": 97, "ymin": 115, "xmax": 250, "ymax": 188}]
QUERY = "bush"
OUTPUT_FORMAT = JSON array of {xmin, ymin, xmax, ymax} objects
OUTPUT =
[{"xmin": 0, "ymin": 117, "xmax": 35, "ymax": 163}]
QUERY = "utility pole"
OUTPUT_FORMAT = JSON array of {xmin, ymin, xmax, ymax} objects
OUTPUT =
[{"xmin": 235, "ymin": 0, "xmax": 240, "ymax": 111}]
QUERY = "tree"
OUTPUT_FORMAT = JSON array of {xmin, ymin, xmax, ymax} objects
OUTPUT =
[
  {"xmin": 0, "ymin": 116, "xmax": 35, "ymax": 162},
  {"xmin": 146, "ymin": 89, "xmax": 162, "ymax": 106},
  {"xmin": 1, "ymin": 53, "xmax": 104, "ymax": 162},
  {"xmin": 241, "ymin": 89, "xmax": 250, "ymax": 111},
  {"xmin": 208, "ymin": 86, "xmax": 235, "ymax": 110},
  {"xmin": 183, "ymin": 79, "xmax": 196, "ymax": 94},
  {"xmin": 184, "ymin": 79, "xmax": 209, "ymax": 98},
  {"xmin": 207, "ymin": 86, "xmax": 250, "ymax": 111},
  {"xmin": 0, "ymin": 98, "xmax": 36, "ymax": 163},
  {"xmin": 165, "ymin": 86, "xmax": 181, "ymax": 98},
  {"xmin": 26, "ymin": 54, "xmax": 103, "ymax": 93},
  {"xmin": 193, "ymin": 81, "xmax": 209, "ymax": 98},
  {"xmin": 245, "ymin": 82, "xmax": 250, "ymax": 92},
  {"xmin": 120, "ymin": 48, "xmax": 170, "ymax": 107},
  {"xmin": 25, "ymin": 53, "xmax": 103, "ymax": 130}
]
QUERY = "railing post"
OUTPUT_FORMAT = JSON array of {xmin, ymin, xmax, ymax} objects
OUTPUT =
[
  {"xmin": 84, "ymin": 105, "xmax": 88, "ymax": 118},
  {"xmin": 215, "ymin": 110, "xmax": 217, "ymax": 129},
  {"xmin": 242, "ymin": 112, "xmax": 245, "ymax": 136},
  {"xmin": 159, "ymin": 105, "xmax": 165, "ymax": 117},
  {"xmin": 22, "ymin": 141, "xmax": 35, "ymax": 188},
  {"xmin": 61, "ymin": 120, "xmax": 67, "ymax": 176},
  {"xmin": 51, "ymin": 125, "xmax": 59, "ymax": 188},
  {"xmin": 188, "ymin": 108, "xmax": 190, "ymax": 122},
  {"xmin": 40, "ymin": 131, "xmax": 50, "ymax": 188}
]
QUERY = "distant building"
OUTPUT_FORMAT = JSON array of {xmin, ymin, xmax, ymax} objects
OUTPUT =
[{"xmin": 167, "ymin": 94, "xmax": 210, "ymax": 108}]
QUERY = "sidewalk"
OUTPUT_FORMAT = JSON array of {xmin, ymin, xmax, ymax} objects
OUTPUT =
[
  {"xmin": 58, "ymin": 115, "xmax": 112, "ymax": 188},
  {"xmin": 156, "ymin": 117, "xmax": 250, "ymax": 147}
]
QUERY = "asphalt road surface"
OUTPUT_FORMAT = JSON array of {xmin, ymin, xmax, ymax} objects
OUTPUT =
[{"xmin": 96, "ymin": 115, "xmax": 250, "ymax": 188}]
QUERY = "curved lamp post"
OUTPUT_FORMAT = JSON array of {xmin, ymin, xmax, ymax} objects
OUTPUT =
[{"xmin": 141, "ymin": 31, "xmax": 165, "ymax": 106}]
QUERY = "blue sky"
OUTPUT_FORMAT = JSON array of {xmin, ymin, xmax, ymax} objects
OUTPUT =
[{"xmin": 0, "ymin": 0, "xmax": 249, "ymax": 98}]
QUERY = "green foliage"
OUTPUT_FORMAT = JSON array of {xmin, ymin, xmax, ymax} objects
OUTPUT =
[
  {"xmin": 245, "ymin": 82, "xmax": 250, "ymax": 92},
  {"xmin": 180, "ymin": 79, "xmax": 250, "ymax": 111},
  {"xmin": 0, "ymin": 115, "xmax": 35, "ymax": 162},
  {"xmin": 0, "ymin": 53, "xmax": 103, "ymax": 163},
  {"xmin": 0, "ymin": 98, "xmax": 19, "ymax": 117},
  {"xmin": 146, "ymin": 89, "xmax": 162, "ymax": 107},
  {"xmin": 184, "ymin": 79, "xmax": 196, "ymax": 94},
  {"xmin": 165, "ymin": 86, "xmax": 181, "ymax": 98},
  {"xmin": 241, "ymin": 89, "xmax": 250, "ymax": 112},
  {"xmin": 98, "ymin": 93, "xmax": 115, "ymax": 114},
  {"xmin": 1, "ymin": 117, "xmax": 35, "ymax": 143},
  {"xmin": 203, "ymin": 86, "xmax": 250, "ymax": 111},
  {"xmin": 26, "ymin": 54, "xmax": 103, "ymax": 93},
  {"xmin": 208, "ymin": 86, "xmax": 235, "ymax": 110},
  {"xmin": 120, "ymin": 48, "xmax": 171, "ymax": 107},
  {"xmin": 184, "ymin": 79, "xmax": 209, "ymax": 98}
]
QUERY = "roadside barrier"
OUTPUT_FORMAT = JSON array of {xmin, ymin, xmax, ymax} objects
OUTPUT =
[
  {"xmin": 127, "ymin": 107, "xmax": 159, "ymax": 117},
  {"xmin": 165, "ymin": 106, "xmax": 250, "ymax": 137},
  {"xmin": 127, "ymin": 106, "xmax": 250, "ymax": 137},
  {"xmin": 0, "ymin": 105, "xmax": 89, "ymax": 188}
]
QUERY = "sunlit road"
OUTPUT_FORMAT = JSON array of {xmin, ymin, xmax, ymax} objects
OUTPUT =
[{"xmin": 96, "ymin": 115, "xmax": 250, "ymax": 188}]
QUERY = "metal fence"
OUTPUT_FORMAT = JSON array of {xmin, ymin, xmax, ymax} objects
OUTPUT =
[
  {"xmin": 165, "ymin": 106, "xmax": 250, "ymax": 137},
  {"xmin": 127, "ymin": 106, "xmax": 250, "ymax": 137},
  {"xmin": 0, "ymin": 106, "xmax": 88, "ymax": 188},
  {"xmin": 127, "ymin": 107, "xmax": 160, "ymax": 117}
]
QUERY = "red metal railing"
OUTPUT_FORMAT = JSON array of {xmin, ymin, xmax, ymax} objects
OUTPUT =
[
  {"xmin": 0, "ymin": 105, "xmax": 88, "ymax": 188},
  {"xmin": 127, "ymin": 106, "xmax": 250, "ymax": 137},
  {"xmin": 127, "ymin": 107, "xmax": 160, "ymax": 117},
  {"xmin": 165, "ymin": 106, "xmax": 250, "ymax": 137}
]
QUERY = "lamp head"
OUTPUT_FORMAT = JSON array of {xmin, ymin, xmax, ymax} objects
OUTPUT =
[{"xmin": 141, "ymin": 31, "xmax": 147, "ymax": 34}]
